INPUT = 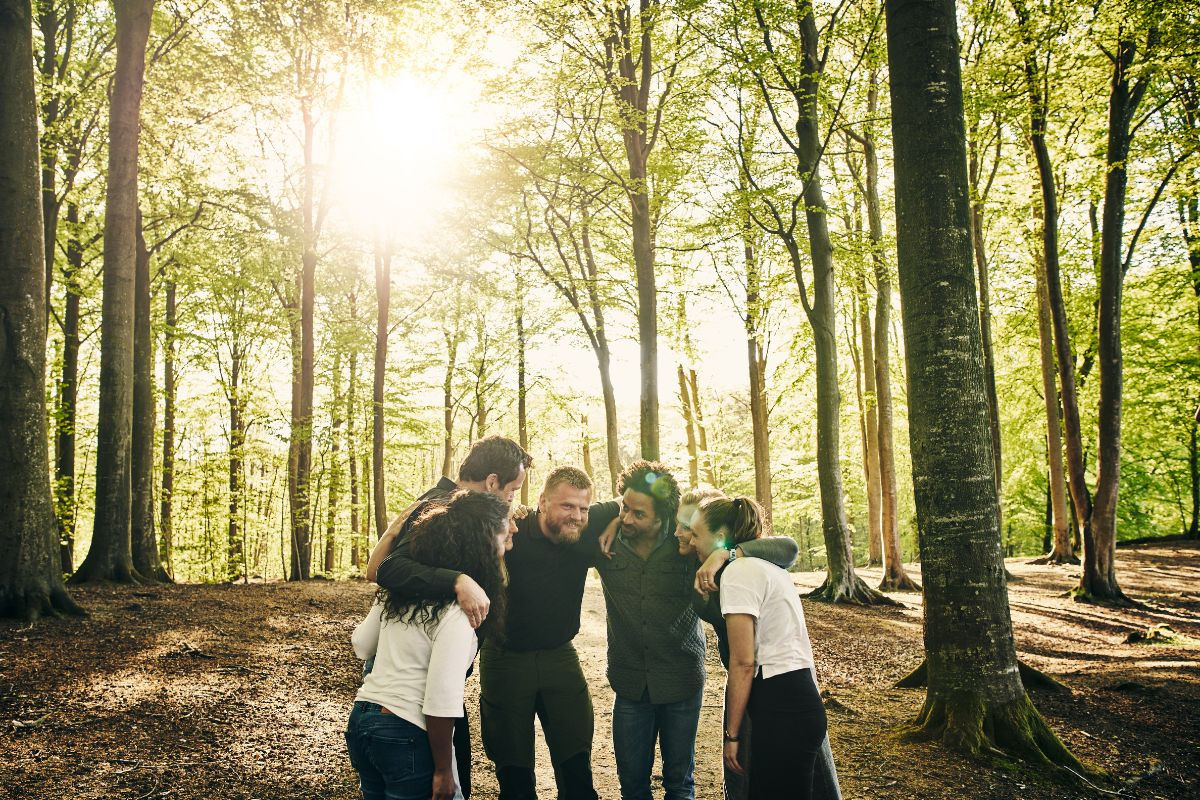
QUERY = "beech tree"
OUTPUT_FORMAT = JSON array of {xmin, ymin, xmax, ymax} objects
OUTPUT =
[
  {"xmin": 886, "ymin": 0, "xmax": 1081, "ymax": 764},
  {"xmin": 71, "ymin": 0, "xmax": 155, "ymax": 584},
  {"xmin": 0, "ymin": 0, "xmax": 83, "ymax": 619}
]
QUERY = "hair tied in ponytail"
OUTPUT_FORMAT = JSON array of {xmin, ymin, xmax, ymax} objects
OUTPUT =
[{"xmin": 732, "ymin": 498, "xmax": 742, "ymax": 511}]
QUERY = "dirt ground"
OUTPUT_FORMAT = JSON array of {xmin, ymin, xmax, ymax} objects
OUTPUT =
[{"xmin": 3, "ymin": 542, "xmax": 1198, "ymax": 800}]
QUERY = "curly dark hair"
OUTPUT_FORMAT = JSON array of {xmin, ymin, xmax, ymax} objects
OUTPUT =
[
  {"xmin": 617, "ymin": 459, "xmax": 681, "ymax": 534},
  {"xmin": 379, "ymin": 491, "xmax": 508, "ymax": 643}
]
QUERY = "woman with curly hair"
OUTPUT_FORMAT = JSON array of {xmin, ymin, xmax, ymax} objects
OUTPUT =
[
  {"xmin": 689, "ymin": 495, "xmax": 826, "ymax": 800},
  {"xmin": 346, "ymin": 491, "xmax": 509, "ymax": 800}
]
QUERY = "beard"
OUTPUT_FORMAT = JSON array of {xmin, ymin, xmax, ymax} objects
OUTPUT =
[{"xmin": 544, "ymin": 516, "xmax": 583, "ymax": 544}]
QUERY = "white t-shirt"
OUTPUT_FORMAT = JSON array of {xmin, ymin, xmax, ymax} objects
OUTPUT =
[
  {"xmin": 352, "ymin": 601, "xmax": 479, "ymax": 730},
  {"xmin": 719, "ymin": 557, "xmax": 815, "ymax": 679}
]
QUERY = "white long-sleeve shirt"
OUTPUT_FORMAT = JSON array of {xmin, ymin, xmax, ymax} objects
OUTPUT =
[{"xmin": 352, "ymin": 601, "xmax": 478, "ymax": 730}]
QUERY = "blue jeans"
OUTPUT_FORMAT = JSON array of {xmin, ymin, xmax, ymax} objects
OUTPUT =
[
  {"xmin": 346, "ymin": 701, "xmax": 449, "ymax": 800},
  {"xmin": 612, "ymin": 688, "xmax": 703, "ymax": 800}
]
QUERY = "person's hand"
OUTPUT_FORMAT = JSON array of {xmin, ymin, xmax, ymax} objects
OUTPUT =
[
  {"xmin": 454, "ymin": 574, "xmax": 490, "ymax": 628},
  {"xmin": 432, "ymin": 767, "xmax": 458, "ymax": 800},
  {"xmin": 695, "ymin": 547, "xmax": 731, "ymax": 595},
  {"xmin": 598, "ymin": 516, "xmax": 620, "ymax": 559},
  {"xmin": 723, "ymin": 739, "xmax": 744, "ymax": 775}
]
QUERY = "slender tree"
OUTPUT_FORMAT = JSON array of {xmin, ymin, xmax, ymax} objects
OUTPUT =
[
  {"xmin": 372, "ymin": 236, "xmax": 391, "ymax": 537},
  {"xmin": 0, "ymin": 0, "xmax": 83, "ymax": 618},
  {"xmin": 72, "ymin": 0, "xmax": 154, "ymax": 584},
  {"xmin": 886, "ymin": 0, "xmax": 1081, "ymax": 764}
]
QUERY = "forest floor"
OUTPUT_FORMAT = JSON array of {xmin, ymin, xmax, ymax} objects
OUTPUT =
[{"xmin": 3, "ymin": 541, "xmax": 1198, "ymax": 800}]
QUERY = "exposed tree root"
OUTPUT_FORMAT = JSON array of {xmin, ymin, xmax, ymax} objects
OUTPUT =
[
  {"xmin": 895, "ymin": 660, "xmax": 1070, "ymax": 694},
  {"xmin": 902, "ymin": 690, "xmax": 1091, "ymax": 776},
  {"xmin": 1069, "ymin": 584, "xmax": 1140, "ymax": 609},
  {"xmin": 0, "ymin": 583, "xmax": 86, "ymax": 621},
  {"xmin": 805, "ymin": 573, "xmax": 902, "ymax": 606},
  {"xmin": 878, "ymin": 572, "xmax": 922, "ymax": 592},
  {"xmin": 1028, "ymin": 552, "xmax": 1080, "ymax": 566},
  {"xmin": 69, "ymin": 561, "xmax": 147, "ymax": 586}
]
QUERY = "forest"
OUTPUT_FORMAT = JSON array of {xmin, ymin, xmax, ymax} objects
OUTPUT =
[{"xmin": 1, "ymin": 0, "xmax": 1198, "ymax": 798}]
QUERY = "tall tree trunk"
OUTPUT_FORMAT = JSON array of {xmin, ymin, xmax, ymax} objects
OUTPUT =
[
  {"xmin": 72, "ymin": 0, "xmax": 154, "ymax": 584},
  {"xmin": 347, "ymin": 293, "xmax": 362, "ymax": 567},
  {"xmin": 0, "ymin": 0, "xmax": 82, "ymax": 618},
  {"xmin": 606, "ymin": 1, "xmax": 660, "ymax": 460},
  {"xmin": 1012, "ymin": 0, "xmax": 1094, "ymax": 558},
  {"xmin": 289, "ymin": 96, "xmax": 320, "ymax": 582},
  {"xmin": 775, "ymin": 6, "xmax": 886, "ymax": 605},
  {"xmin": 687, "ymin": 369, "xmax": 717, "ymax": 486},
  {"xmin": 441, "ymin": 326, "xmax": 461, "ymax": 480},
  {"xmin": 885, "ymin": 0, "xmax": 1080, "ymax": 763},
  {"xmin": 36, "ymin": 0, "xmax": 66, "ymax": 316},
  {"xmin": 159, "ymin": 277, "xmax": 176, "ymax": 574},
  {"xmin": 679, "ymin": 365, "xmax": 699, "ymax": 487},
  {"xmin": 131, "ymin": 212, "xmax": 167, "ymax": 581},
  {"xmin": 864, "ymin": 76, "xmax": 919, "ymax": 592},
  {"xmin": 743, "ymin": 217, "xmax": 773, "ymax": 525},
  {"xmin": 853, "ymin": 257, "xmax": 883, "ymax": 566},
  {"xmin": 325, "ymin": 352, "xmax": 343, "ymax": 575},
  {"xmin": 516, "ymin": 279, "xmax": 530, "ymax": 505},
  {"xmin": 1080, "ymin": 31, "xmax": 1152, "ymax": 605},
  {"xmin": 55, "ymin": 200, "xmax": 82, "ymax": 574},
  {"xmin": 968, "ymin": 136, "xmax": 1003, "ymax": 499},
  {"xmin": 227, "ymin": 348, "xmax": 244, "ymax": 582},
  {"xmin": 372, "ymin": 240, "xmax": 391, "ymax": 538},
  {"xmin": 1031, "ymin": 208, "xmax": 1075, "ymax": 564},
  {"xmin": 282, "ymin": 273, "xmax": 301, "ymax": 576}
]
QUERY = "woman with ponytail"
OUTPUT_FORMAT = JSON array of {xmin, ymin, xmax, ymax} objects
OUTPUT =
[{"xmin": 691, "ymin": 496, "xmax": 827, "ymax": 800}]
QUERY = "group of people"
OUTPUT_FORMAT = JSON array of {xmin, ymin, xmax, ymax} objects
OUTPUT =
[{"xmin": 344, "ymin": 435, "xmax": 840, "ymax": 800}]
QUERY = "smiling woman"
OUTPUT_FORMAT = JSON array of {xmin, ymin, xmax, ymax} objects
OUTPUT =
[{"xmin": 334, "ymin": 71, "xmax": 480, "ymax": 243}]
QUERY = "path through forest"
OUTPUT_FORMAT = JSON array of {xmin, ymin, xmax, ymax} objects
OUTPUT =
[{"xmin": 3, "ymin": 543, "xmax": 1198, "ymax": 799}]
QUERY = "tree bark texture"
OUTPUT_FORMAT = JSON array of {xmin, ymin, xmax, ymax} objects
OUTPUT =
[
  {"xmin": 854, "ymin": 258, "xmax": 883, "ymax": 566},
  {"xmin": 131, "ymin": 214, "xmax": 167, "ymax": 581},
  {"xmin": 885, "ymin": 0, "xmax": 1080, "ymax": 765},
  {"xmin": 679, "ymin": 364, "xmax": 700, "ymax": 487},
  {"xmin": 73, "ymin": 0, "xmax": 154, "ymax": 584},
  {"xmin": 778, "ymin": 5, "xmax": 885, "ymax": 605},
  {"xmin": 516, "ymin": 273, "xmax": 529, "ymax": 505},
  {"xmin": 55, "ymin": 200, "xmax": 82, "ymax": 573},
  {"xmin": 744, "ymin": 223, "xmax": 773, "ymax": 525},
  {"xmin": 1031, "ymin": 215, "xmax": 1074, "ymax": 564},
  {"xmin": 1081, "ymin": 31, "xmax": 1153, "ymax": 605},
  {"xmin": 324, "ymin": 352, "xmax": 343, "ymax": 575},
  {"xmin": 0, "ymin": 0, "xmax": 82, "ymax": 618},
  {"xmin": 967, "ymin": 137, "xmax": 1003, "ymax": 501}
]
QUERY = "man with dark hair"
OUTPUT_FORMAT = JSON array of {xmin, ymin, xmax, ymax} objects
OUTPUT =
[
  {"xmin": 366, "ymin": 434, "xmax": 532, "ymax": 800},
  {"xmin": 595, "ymin": 460, "xmax": 795, "ymax": 800}
]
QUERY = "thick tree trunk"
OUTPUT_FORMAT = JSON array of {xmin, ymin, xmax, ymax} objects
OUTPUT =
[
  {"xmin": 55, "ymin": 200, "xmax": 82, "ymax": 574},
  {"xmin": 1080, "ymin": 34, "xmax": 1150, "ymax": 605},
  {"xmin": 679, "ymin": 364, "xmax": 700, "ymax": 487},
  {"xmin": 0, "ymin": 0, "xmax": 83, "ymax": 618},
  {"xmin": 72, "ymin": 0, "xmax": 154, "ymax": 585},
  {"xmin": 372, "ymin": 241, "xmax": 391, "ymax": 538},
  {"xmin": 885, "ymin": 0, "xmax": 1080, "ymax": 765},
  {"xmin": 131, "ymin": 213, "xmax": 167, "ymax": 581},
  {"xmin": 1031, "ymin": 218, "xmax": 1075, "ymax": 565},
  {"xmin": 159, "ymin": 277, "xmax": 176, "ymax": 574}
]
